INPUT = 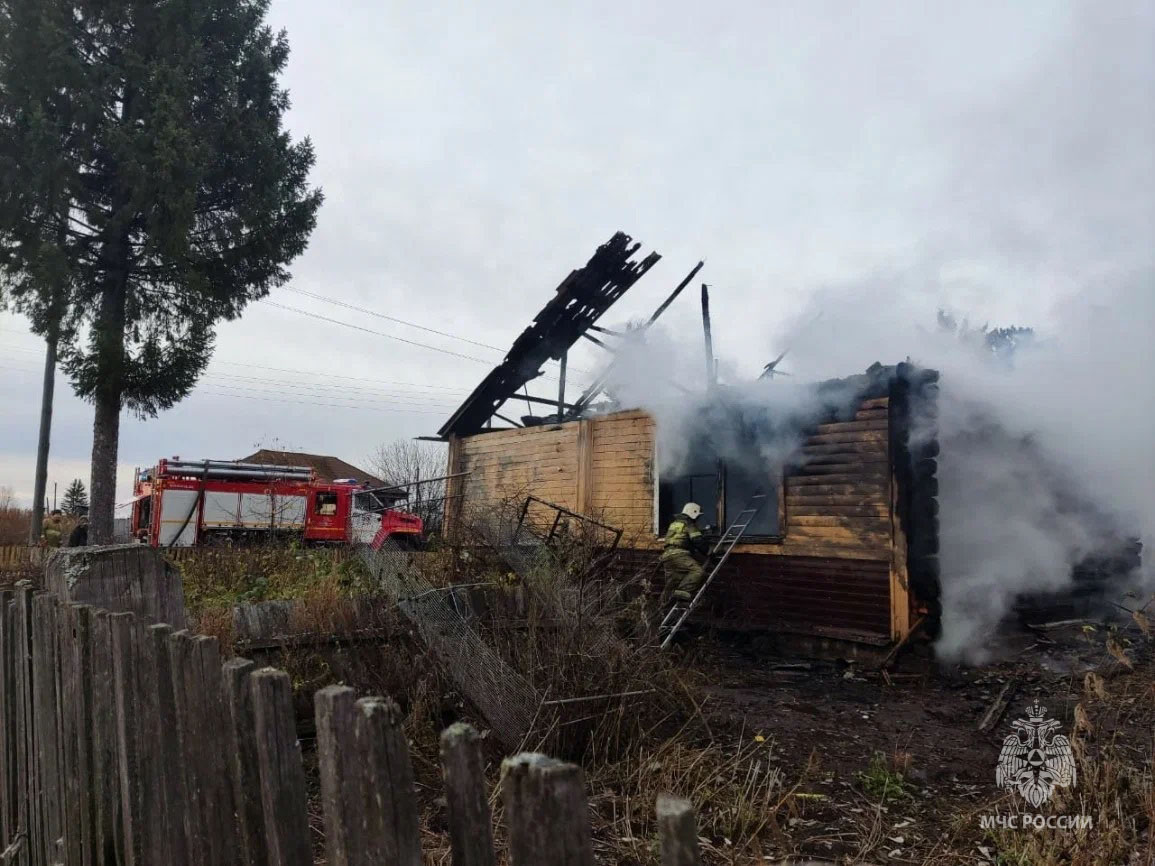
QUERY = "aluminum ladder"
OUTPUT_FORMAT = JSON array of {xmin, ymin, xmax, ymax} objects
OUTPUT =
[{"xmin": 659, "ymin": 492, "xmax": 767, "ymax": 649}]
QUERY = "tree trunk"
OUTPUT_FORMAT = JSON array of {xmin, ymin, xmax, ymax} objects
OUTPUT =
[
  {"xmin": 29, "ymin": 327, "xmax": 58, "ymax": 543},
  {"xmin": 88, "ymin": 253, "xmax": 129, "ymax": 544},
  {"xmin": 88, "ymin": 389, "xmax": 121, "ymax": 544}
]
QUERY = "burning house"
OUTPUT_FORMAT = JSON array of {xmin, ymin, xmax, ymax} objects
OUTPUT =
[{"xmin": 435, "ymin": 233, "xmax": 943, "ymax": 653}]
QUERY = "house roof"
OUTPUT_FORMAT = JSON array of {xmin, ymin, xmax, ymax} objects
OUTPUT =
[
  {"xmin": 438, "ymin": 232, "xmax": 661, "ymax": 438},
  {"xmin": 238, "ymin": 450, "xmax": 386, "ymax": 487}
]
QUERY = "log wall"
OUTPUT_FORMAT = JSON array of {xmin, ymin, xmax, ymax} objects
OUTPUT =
[{"xmin": 448, "ymin": 370, "xmax": 940, "ymax": 647}]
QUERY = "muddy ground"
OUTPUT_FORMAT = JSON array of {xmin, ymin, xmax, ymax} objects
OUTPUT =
[{"xmin": 678, "ymin": 613, "xmax": 1154, "ymax": 864}]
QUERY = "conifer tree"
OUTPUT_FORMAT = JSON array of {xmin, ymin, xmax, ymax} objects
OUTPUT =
[
  {"xmin": 61, "ymin": 478, "xmax": 88, "ymax": 515},
  {"xmin": 0, "ymin": 0, "xmax": 322, "ymax": 541}
]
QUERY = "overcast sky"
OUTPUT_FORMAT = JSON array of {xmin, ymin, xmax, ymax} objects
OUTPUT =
[{"xmin": 1, "ymin": 0, "xmax": 1152, "ymax": 508}]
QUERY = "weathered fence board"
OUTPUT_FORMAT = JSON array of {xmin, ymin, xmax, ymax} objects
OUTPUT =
[
  {"xmin": 250, "ymin": 669, "xmax": 312, "ymax": 866},
  {"xmin": 12, "ymin": 587, "xmax": 32, "ymax": 865},
  {"xmin": 440, "ymin": 723, "xmax": 496, "ymax": 866},
  {"xmin": 356, "ymin": 696, "xmax": 422, "ymax": 866},
  {"xmin": 502, "ymin": 753, "xmax": 596, "ymax": 866},
  {"xmin": 315, "ymin": 686, "xmax": 363, "ymax": 866},
  {"xmin": 221, "ymin": 657, "xmax": 264, "ymax": 866},
  {"xmin": 0, "ymin": 590, "xmax": 14, "ymax": 847},
  {"xmin": 0, "ymin": 562, "xmax": 705, "ymax": 866},
  {"xmin": 45, "ymin": 546, "xmax": 185, "ymax": 628},
  {"xmin": 89, "ymin": 610, "xmax": 121, "ymax": 865},
  {"xmin": 193, "ymin": 636, "xmax": 238, "ymax": 866},
  {"xmin": 657, "ymin": 794, "xmax": 701, "ymax": 866},
  {"xmin": 31, "ymin": 593, "xmax": 64, "ymax": 865},
  {"xmin": 111, "ymin": 611, "xmax": 148, "ymax": 866},
  {"xmin": 166, "ymin": 631, "xmax": 204, "ymax": 866}
]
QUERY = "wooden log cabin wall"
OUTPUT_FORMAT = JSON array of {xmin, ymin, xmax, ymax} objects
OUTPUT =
[{"xmin": 444, "ymin": 364, "xmax": 940, "ymax": 650}]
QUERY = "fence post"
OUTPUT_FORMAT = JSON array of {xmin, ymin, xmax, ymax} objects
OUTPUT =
[
  {"xmin": 166, "ymin": 630, "xmax": 206, "ymax": 866},
  {"xmin": 250, "ymin": 668, "xmax": 312, "ymax": 866},
  {"xmin": 355, "ymin": 696, "xmax": 421, "ymax": 866},
  {"xmin": 501, "ymin": 753, "xmax": 595, "ymax": 866},
  {"xmin": 315, "ymin": 686, "xmax": 362, "ymax": 866},
  {"xmin": 0, "ymin": 589, "xmax": 14, "ymax": 846},
  {"xmin": 110, "ymin": 612, "xmax": 150, "ymax": 866},
  {"xmin": 12, "ymin": 585, "xmax": 33, "ymax": 862},
  {"xmin": 657, "ymin": 794, "xmax": 701, "ymax": 866},
  {"xmin": 137, "ymin": 628, "xmax": 175, "ymax": 866},
  {"xmin": 147, "ymin": 625, "xmax": 188, "ymax": 866},
  {"xmin": 60, "ymin": 604, "xmax": 96, "ymax": 866},
  {"xmin": 89, "ymin": 610, "xmax": 121, "ymax": 866},
  {"xmin": 222, "ymin": 658, "xmax": 265, "ymax": 866},
  {"xmin": 439, "ymin": 723, "xmax": 495, "ymax": 866},
  {"xmin": 192, "ymin": 636, "xmax": 237, "ymax": 866},
  {"xmin": 32, "ymin": 592, "xmax": 66, "ymax": 865}
]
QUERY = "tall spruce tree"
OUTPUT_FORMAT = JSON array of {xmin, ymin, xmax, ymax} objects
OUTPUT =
[
  {"xmin": 0, "ymin": 0, "xmax": 322, "ymax": 542},
  {"xmin": 62, "ymin": 478, "xmax": 88, "ymax": 515}
]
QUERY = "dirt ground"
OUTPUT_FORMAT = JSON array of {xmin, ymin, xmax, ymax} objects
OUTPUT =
[{"xmin": 677, "ymin": 612, "xmax": 1154, "ymax": 865}]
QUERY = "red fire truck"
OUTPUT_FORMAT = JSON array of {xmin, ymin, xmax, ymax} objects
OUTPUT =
[{"xmin": 130, "ymin": 458, "xmax": 423, "ymax": 548}]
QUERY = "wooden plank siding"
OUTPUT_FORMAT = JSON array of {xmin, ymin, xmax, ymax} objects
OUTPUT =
[
  {"xmin": 454, "ymin": 424, "xmax": 583, "ymax": 513},
  {"xmin": 448, "ymin": 397, "xmax": 914, "ymax": 646},
  {"xmin": 589, "ymin": 412, "xmax": 657, "ymax": 544}
]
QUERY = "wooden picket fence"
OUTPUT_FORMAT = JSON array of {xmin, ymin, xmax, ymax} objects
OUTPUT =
[
  {"xmin": 0, "ymin": 581, "xmax": 704, "ymax": 866},
  {"xmin": 0, "ymin": 548, "xmax": 42, "ymax": 572}
]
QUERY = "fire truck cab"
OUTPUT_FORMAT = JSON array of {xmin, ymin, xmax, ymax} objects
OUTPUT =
[{"xmin": 130, "ymin": 458, "xmax": 423, "ymax": 548}]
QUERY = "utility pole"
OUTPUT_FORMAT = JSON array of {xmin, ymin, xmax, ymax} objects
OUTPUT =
[
  {"xmin": 557, "ymin": 351, "xmax": 567, "ymax": 419},
  {"xmin": 701, "ymin": 284, "xmax": 716, "ymax": 390},
  {"xmin": 29, "ymin": 329, "xmax": 57, "ymax": 543}
]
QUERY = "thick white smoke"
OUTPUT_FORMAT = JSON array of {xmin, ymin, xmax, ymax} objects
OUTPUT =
[
  {"xmin": 596, "ymin": 268, "xmax": 1153, "ymax": 662},
  {"xmin": 592, "ymin": 0, "xmax": 1154, "ymax": 660}
]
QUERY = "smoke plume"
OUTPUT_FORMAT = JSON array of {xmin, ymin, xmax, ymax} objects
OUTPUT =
[{"xmin": 594, "ymin": 263, "xmax": 1152, "ymax": 663}]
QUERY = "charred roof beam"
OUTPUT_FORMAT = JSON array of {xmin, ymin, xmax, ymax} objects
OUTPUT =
[{"xmin": 438, "ymin": 232, "xmax": 661, "ymax": 437}]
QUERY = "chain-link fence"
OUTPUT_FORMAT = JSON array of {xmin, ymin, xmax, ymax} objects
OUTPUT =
[
  {"xmin": 357, "ymin": 536, "xmax": 541, "ymax": 750},
  {"xmin": 356, "ymin": 492, "xmax": 645, "ymax": 750}
]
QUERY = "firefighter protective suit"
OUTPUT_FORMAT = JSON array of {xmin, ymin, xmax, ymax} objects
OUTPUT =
[{"xmin": 660, "ymin": 505, "xmax": 707, "ymax": 602}]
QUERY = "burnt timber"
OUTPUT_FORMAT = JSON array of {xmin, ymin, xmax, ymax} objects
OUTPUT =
[
  {"xmin": 444, "ymin": 363, "xmax": 942, "ymax": 651},
  {"xmin": 437, "ymin": 232, "xmax": 660, "ymax": 438}
]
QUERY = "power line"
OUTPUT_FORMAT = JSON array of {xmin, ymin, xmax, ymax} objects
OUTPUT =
[
  {"xmin": 7, "ymin": 306, "xmax": 501, "ymax": 368},
  {"xmin": 262, "ymin": 301, "xmax": 591, "ymax": 387},
  {"xmin": 209, "ymin": 359, "xmax": 471, "ymax": 392},
  {"xmin": 6, "ymin": 300, "xmax": 598, "ymax": 387},
  {"xmin": 197, "ymin": 389, "xmax": 450, "ymax": 414},
  {"xmin": 0, "ymin": 361, "xmax": 460, "ymax": 410},
  {"xmin": 1, "ymin": 343, "xmax": 473, "ymax": 394},
  {"xmin": 205, "ymin": 371, "xmax": 468, "ymax": 398},
  {"xmin": 272, "ymin": 293, "xmax": 596, "ymax": 377},
  {"xmin": 264, "ymin": 301, "xmax": 498, "ymax": 365},
  {"xmin": 281, "ymin": 287, "xmax": 506, "ymax": 352},
  {"xmin": 202, "ymin": 381, "xmax": 457, "ymax": 409}
]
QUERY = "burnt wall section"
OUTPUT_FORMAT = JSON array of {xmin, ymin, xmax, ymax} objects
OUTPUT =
[
  {"xmin": 607, "ymin": 548, "xmax": 893, "ymax": 643},
  {"xmin": 888, "ymin": 363, "xmax": 941, "ymax": 636},
  {"xmin": 710, "ymin": 554, "xmax": 892, "ymax": 643}
]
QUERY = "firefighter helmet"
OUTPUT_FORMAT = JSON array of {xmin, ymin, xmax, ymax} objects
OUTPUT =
[{"xmin": 682, "ymin": 502, "xmax": 702, "ymax": 520}]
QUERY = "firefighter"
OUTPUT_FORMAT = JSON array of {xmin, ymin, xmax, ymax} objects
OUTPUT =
[
  {"xmin": 40, "ymin": 510, "xmax": 64, "ymax": 548},
  {"xmin": 660, "ymin": 502, "xmax": 709, "ymax": 603}
]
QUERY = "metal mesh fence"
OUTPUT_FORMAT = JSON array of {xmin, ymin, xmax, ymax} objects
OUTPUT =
[
  {"xmin": 357, "ymin": 536, "xmax": 541, "ymax": 750},
  {"xmin": 356, "ymin": 492, "xmax": 644, "ymax": 749}
]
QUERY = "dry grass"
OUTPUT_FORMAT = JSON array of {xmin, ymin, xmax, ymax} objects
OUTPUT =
[
  {"xmin": 166, "ymin": 525, "xmax": 1155, "ymax": 864},
  {"xmin": 176, "ymin": 545, "xmax": 362, "ymax": 616},
  {"xmin": 0, "ymin": 506, "xmax": 31, "ymax": 546},
  {"xmin": 977, "ymin": 680, "xmax": 1155, "ymax": 866}
]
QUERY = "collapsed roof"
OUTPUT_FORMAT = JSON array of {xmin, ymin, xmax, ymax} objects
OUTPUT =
[{"xmin": 438, "ymin": 232, "xmax": 663, "ymax": 438}]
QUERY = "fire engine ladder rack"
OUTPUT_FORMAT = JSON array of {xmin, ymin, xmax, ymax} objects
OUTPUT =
[{"xmin": 659, "ymin": 491, "xmax": 767, "ymax": 649}]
